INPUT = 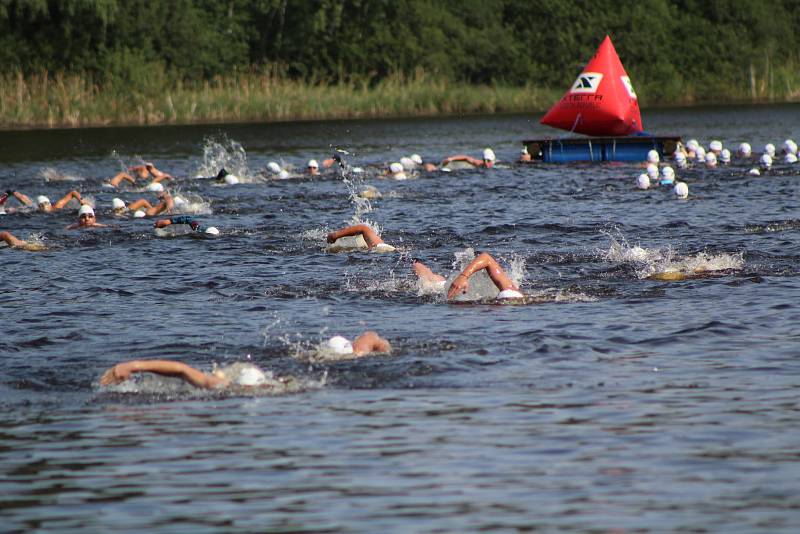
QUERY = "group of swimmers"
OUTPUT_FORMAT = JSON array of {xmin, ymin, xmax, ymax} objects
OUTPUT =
[{"xmin": 634, "ymin": 138, "xmax": 800, "ymax": 197}]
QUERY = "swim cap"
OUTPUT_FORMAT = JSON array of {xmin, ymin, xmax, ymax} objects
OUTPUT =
[
  {"xmin": 705, "ymin": 152, "xmax": 717, "ymax": 166},
  {"xmin": 204, "ymin": 226, "xmax": 220, "ymax": 236},
  {"xmin": 111, "ymin": 198, "xmax": 125, "ymax": 209},
  {"xmin": 483, "ymin": 148, "xmax": 496, "ymax": 161},
  {"xmin": 411, "ymin": 154, "xmax": 423, "ymax": 165},
  {"xmin": 308, "ymin": 159, "xmax": 319, "ymax": 169},
  {"xmin": 709, "ymin": 140, "xmax": 723, "ymax": 152},
  {"xmin": 234, "ymin": 365, "xmax": 267, "ymax": 387},
  {"xmin": 748, "ymin": 168, "xmax": 761, "ymax": 176},
  {"xmin": 325, "ymin": 335, "xmax": 354, "ymax": 355},
  {"xmin": 133, "ymin": 209, "xmax": 146, "ymax": 218},
  {"xmin": 784, "ymin": 139, "xmax": 798, "ymax": 155},
  {"xmin": 497, "ymin": 289, "xmax": 524, "ymax": 299},
  {"xmin": 36, "ymin": 195, "xmax": 50, "ymax": 205},
  {"xmin": 738, "ymin": 142, "xmax": 752, "ymax": 156},
  {"xmin": 695, "ymin": 146, "xmax": 706, "ymax": 162},
  {"xmin": 224, "ymin": 174, "xmax": 239, "ymax": 185},
  {"xmin": 661, "ymin": 165, "xmax": 675, "ymax": 178},
  {"xmin": 686, "ymin": 139, "xmax": 699, "ymax": 152},
  {"xmin": 786, "ymin": 153, "xmax": 798, "ymax": 164},
  {"xmin": 390, "ymin": 162, "xmax": 404, "ymax": 174},
  {"xmin": 636, "ymin": 173, "xmax": 650, "ymax": 189},
  {"xmin": 267, "ymin": 161, "xmax": 281, "ymax": 174},
  {"xmin": 646, "ymin": 149, "xmax": 659, "ymax": 163},
  {"xmin": 646, "ymin": 163, "xmax": 659, "ymax": 180},
  {"xmin": 760, "ymin": 154, "xmax": 772, "ymax": 168},
  {"xmin": 78, "ymin": 204, "xmax": 95, "ymax": 216},
  {"xmin": 400, "ymin": 156, "xmax": 415, "ymax": 170},
  {"xmin": 372, "ymin": 243, "xmax": 396, "ymax": 252},
  {"xmin": 278, "ymin": 170, "xmax": 290, "ymax": 179},
  {"xmin": 674, "ymin": 182, "xmax": 689, "ymax": 198},
  {"xmin": 147, "ymin": 182, "xmax": 164, "ymax": 192},
  {"xmin": 765, "ymin": 143, "xmax": 776, "ymax": 157},
  {"xmin": 720, "ymin": 149, "xmax": 731, "ymax": 163}
]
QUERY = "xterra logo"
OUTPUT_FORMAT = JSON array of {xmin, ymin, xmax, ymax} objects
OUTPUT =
[{"xmin": 569, "ymin": 72, "xmax": 603, "ymax": 94}]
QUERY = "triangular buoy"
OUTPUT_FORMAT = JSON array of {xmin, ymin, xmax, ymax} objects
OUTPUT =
[{"xmin": 541, "ymin": 35, "xmax": 643, "ymax": 136}]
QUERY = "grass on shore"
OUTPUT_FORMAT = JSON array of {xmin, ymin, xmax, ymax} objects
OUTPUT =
[{"xmin": 1, "ymin": 67, "xmax": 798, "ymax": 129}]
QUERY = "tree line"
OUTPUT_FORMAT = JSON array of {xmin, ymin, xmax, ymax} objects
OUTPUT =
[{"xmin": 1, "ymin": 0, "xmax": 799, "ymax": 104}]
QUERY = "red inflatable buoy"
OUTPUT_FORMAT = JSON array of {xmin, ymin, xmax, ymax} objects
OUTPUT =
[{"xmin": 541, "ymin": 35, "xmax": 643, "ymax": 136}]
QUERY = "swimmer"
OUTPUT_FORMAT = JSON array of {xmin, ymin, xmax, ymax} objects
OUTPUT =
[
  {"xmin": 127, "ymin": 191, "xmax": 174, "ymax": 216},
  {"xmin": 709, "ymin": 140, "xmax": 723, "ymax": 155},
  {"xmin": 0, "ymin": 230, "xmax": 46, "ymax": 251},
  {"xmin": 636, "ymin": 173, "xmax": 650, "ymax": 189},
  {"xmin": 388, "ymin": 162, "xmax": 407, "ymax": 180},
  {"xmin": 318, "ymin": 331, "xmax": 392, "ymax": 359},
  {"xmin": 128, "ymin": 162, "xmax": 172, "ymax": 181},
  {"xmin": 738, "ymin": 142, "xmax": 752, "ymax": 159},
  {"xmin": 519, "ymin": 146, "xmax": 532, "ymax": 162},
  {"xmin": 106, "ymin": 172, "xmax": 137, "ymax": 188},
  {"xmin": 154, "ymin": 215, "xmax": 219, "ymax": 236},
  {"xmin": 646, "ymin": 149, "xmax": 660, "ymax": 164},
  {"xmin": 326, "ymin": 224, "xmax": 395, "ymax": 252},
  {"xmin": 3, "ymin": 189, "xmax": 81, "ymax": 213},
  {"xmin": 412, "ymin": 253, "xmax": 522, "ymax": 300},
  {"xmin": 307, "ymin": 159, "xmax": 320, "ymax": 176},
  {"xmin": 99, "ymin": 359, "xmax": 268, "ymax": 390},
  {"xmin": 442, "ymin": 148, "xmax": 496, "ymax": 169},
  {"xmin": 67, "ymin": 204, "xmax": 108, "ymax": 229},
  {"xmin": 720, "ymin": 149, "xmax": 731, "ymax": 164}
]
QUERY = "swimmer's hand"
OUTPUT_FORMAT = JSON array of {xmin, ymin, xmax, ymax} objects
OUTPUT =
[
  {"xmin": 153, "ymin": 219, "xmax": 170, "ymax": 229},
  {"xmin": 100, "ymin": 363, "xmax": 133, "ymax": 385},
  {"xmin": 326, "ymin": 232, "xmax": 337, "ymax": 243},
  {"xmin": 447, "ymin": 273, "xmax": 469, "ymax": 299}
]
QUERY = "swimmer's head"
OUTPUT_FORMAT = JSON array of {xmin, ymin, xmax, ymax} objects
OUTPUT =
[
  {"xmin": 79, "ymin": 204, "xmax": 95, "ymax": 217},
  {"xmin": 133, "ymin": 209, "xmax": 146, "ymax": 218},
  {"xmin": 36, "ymin": 195, "xmax": 51, "ymax": 209},
  {"xmin": 147, "ymin": 182, "xmax": 164, "ymax": 192},
  {"xmin": 760, "ymin": 154, "xmax": 772, "ymax": 168},
  {"xmin": 709, "ymin": 140, "xmax": 723, "ymax": 153},
  {"xmin": 372, "ymin": 243, "xmax": 396, "ymax": 252},
  {"xmin": 307, "ymin": 159, "xmax": 319, "ymax": 171},
  {"xmin": 764, "ymin": 143, "xmax": 776, "ymax": 157},
  {"xmin": 646, "ymin": 163, "xmax": 659, "ymax": 180},
  {"xmin": 235, "ymin": 365, "xmax": 267, "ymax": 387},
  {"xmin": 411, "ymin": 154, "xmax": 423, "ymax": 165},
  {"xmin": 646, "ymin": 149, "xmax": 659, "ymax": 164},
  {"xmin": 674, "ymin": 181, "xmax": 689, "ymax": 199},
  {"xmin": 267, "ymin": 161, "xmax": 282, "ymax": 174},
  {"xmin": 686, "ymin": 139, "xmax": 699, "ymax": 152},
  {"xmin": 738, "ymin": 142, "xmax": 752, "ymax": 157},
  {"xmin": 325, "ymin": 335, "xmax": 354, "ymax": 355},
  {"xmin": 674, "ymin": 151, "xmax": 687, "ymax": 168},
  {"xmin": 389, "ymin": 162, "xmax": 407, "ymax": 180},
  {"xmin": 223, "ymin": 174, "xmax": 239, "ymax": 185},
  {"xmin": 704, "ymin": 151, "xmax": 717, "ymax": 167},
  {"xmin": 636, "ymin": 173, "xmax": 650, "ymax": 190},
  {"xmin": 204, "ymin": 226, "xmax": 220, "ymax": 236},
  {"xmin": 748, "ymin": 167, "xmax": 761, "ymax": 176},
  {"xmin": 661, "ymin": 166, "xmax": 675, "ymax": 180},
  {"xmin": 695, "ymin": 146, "xmax": 706, "ymax": 162},
  {"xmin": 399, "ymin": 156, "xmax": 416, "ymax": 170},
  {"xmin": 111, "ymin": 198, "xmax": 126, "ymax": 213},
  {"xmin": 483, "ymin": 148, "xmax": 496, "ymax": 165},
  {"xmin": 720, "ymin": 149, "xmax": 731, "ymax": 164},
  {"xmin": 786, "ymin": 153, "xmax": 798, "ymax": 164},
  {"xmin": 783, "ymin": 139, "xmax": 797, "ymax": 155},
  {"xmin": 278, "ymin": 169, "xmax": 289, "ymax": 179}
]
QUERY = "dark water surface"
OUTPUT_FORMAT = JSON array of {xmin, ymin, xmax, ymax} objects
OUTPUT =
[{"xmin": 2, "ymin": 105, "xmax": 800, "ymax": 532}]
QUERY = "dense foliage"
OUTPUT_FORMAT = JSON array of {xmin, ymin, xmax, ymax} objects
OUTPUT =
[{"xmin": 1, "ymin": 0, "xmax": 799, "ymax": 103}]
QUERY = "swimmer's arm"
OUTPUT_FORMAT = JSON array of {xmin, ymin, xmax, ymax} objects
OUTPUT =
[
  {"xmin": 326, "ymin": 224, "xmax": 384, "ymax": 247},
  {"xmin": 442, "ymin": 155, "xmax": 481, "ymax": 166},
  {"xmin": 109, "ymin": 172, "xmax": 136, "ymax": 186},
  {"xmin": 447, "ymin": 252, "xmax": 517, "ymax": 299},
  {"xmin": 353, "ymin": 331, "xmax": 391, "ymax": 356},
  {"xmin": 100, "ymin": 360, "xmax": 226, "ymax": 389},
  {"xmin": 321, "ymin": 157, "xmax": 335, "ymax": 168},
  {"xmin": 0, "ymin": 231, "xmax": 26, "ymax": 248},
  {"xmin": 10, "ymin": 191, "xmax": 33, "ymax": 206},
  {"xmin": 52, "ymin": 190, "xmax": 81, "ymax": 210}
]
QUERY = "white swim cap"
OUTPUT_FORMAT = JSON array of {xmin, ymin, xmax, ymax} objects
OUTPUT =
[
  {"xmin": 674, "ymin": 182, "xmax": 689, "ymax": 198},
  {"xmin": 661, "ymin": 166, "xmax": 675, "ymax": 179},
  {"xmin": 784, "ymin": 139, "xmax": 798, "ymax": 155},
  {"xmin": 720, "ymin": 149, "xmax": 731, "ymax": 163},
  {"xmin": 78, "ymin": 204, "xmax": 95, "ymax": 216},
  {"xmin": 695, "ymin": 146, "xmax": 706, "ymax": 162},
  {"xmin": 765, "ymin": 143, "xmax": 776, "ymax": 157},
  {"xmin": 133, "ymin": 209, "xmax": 146, "ymax": 218},
  {"xmin": 411, "ymin": 154, "xmax": 423, "ymax": 165},
  {"xmin": 389, "ymin": 162, "xmax": 404, "ymax": 174},
  {"xmin": 278, "ymin": 170, "xmax": 290, "ymax": 179},
  {"xmin": 204, "ymin": 226, "xmax": 220, "ymax": 236},
  {"xmin": 786, "ymin": 153, "xmax": 798, "ymax": 164},
  {"xmin": 307, "ymin": 159, "xmax": 319, "ymax": 169},
  {"xmin": 372, "ymin": 243, "xmax": 396, "ymax": 252},
  {"xmin": 267, "ymin": 161, "xmax": 282, "ymax": 174},
  {"xmin": 646, "ymin": 163, "xmax": 659, "ymax": 180},
  {"xmin": 399, "ymin": 156, "xmax": 415, "ymax": 170},
  {"xmin": 709, "ymin": 140, "xmax": 723, "ymax": 152},
  {"xmin": 646, "ymin": 149, "xmax": 660, "ymax": 163},
  {"xmin": 636, "ymin": 173, "xmax": 650, "ymax": 189},
  {"xmin": 686, "ymin": 139, "xmax": 699, "ymax": 152},
  {"xmin": 111, "ymin": 198, "xmax": 126, "ymax": 209},
  {"xmin": 497, "ymin": 289, "xmax": 524, "ymax": 299},
  {"xmin": 325, "ymin": 335, "xmax": 354, "ymax": 355},
  {"xmin": 674, "ymin": 149, "xmax": 686, "ymax": 160},
  {"xmin": 705, "ymin": 152, "xmax": 717, "ymax": 166},
  {"xmin": 483, "ymin": 148, "xmax": 496, "ymax": 161},
  {"xmin": 748, "ymin": 168, "xmax": 761, "ymax": 176},
  {"xmin": 235, "ymin": 365, "xmax": 267, "ymax": 387},
  {"xmin": 738, "ymin": 142, "xmax": 752, "ymax": 156},
  {"xmin": 760, "ymin": 154, "xmax": 772, "ymax": 168},
  {"xmin": 147, "ymin": 182, "xmax": 164, "ymax": 192},
  {"xmin": 224, "ymin": 174, "xmax": 239, "ymax": 185},
  {"xmin": 36, "ymin": 195, "xmax": 50, "ymax": 205}
]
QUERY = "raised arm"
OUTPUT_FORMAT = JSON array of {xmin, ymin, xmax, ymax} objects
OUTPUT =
[
  {"xmin": 442, "ymin": 154, "xmax": 482, "ymax": 166},
  {"xmin": 447, "ymin": 252, "xmax": 518, "ymax": 299},
  {"xmin": 8, "ymin": 190, "xmax": 33, "ymax": 206},
  {"xmin": 52, "ymin": 190, "xmax": 81, "ymax": 210},
  {"xmin": 100, "ymin": 359, "xmax": 227, "ymax": 389},
  {"xmin": 326, "ymin": 224, "xmax": 385, "ymax": 248},
  {"xmin": 352, "ymin": 331, "xmax": 392, "ymax": 356},
  {"xmin": 108, "ymin": 172, "xmax": 136, "ymax": 187}
]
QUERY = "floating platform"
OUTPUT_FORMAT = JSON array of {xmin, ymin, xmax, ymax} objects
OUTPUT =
[{"xmin": 522, "ymin": 136, "xmax": 682, "ymax": 163}]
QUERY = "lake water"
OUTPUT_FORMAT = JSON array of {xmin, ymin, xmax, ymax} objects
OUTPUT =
[{"xmin": 1, "ymin": 105, "xmax": 800, "ymax": 532}]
